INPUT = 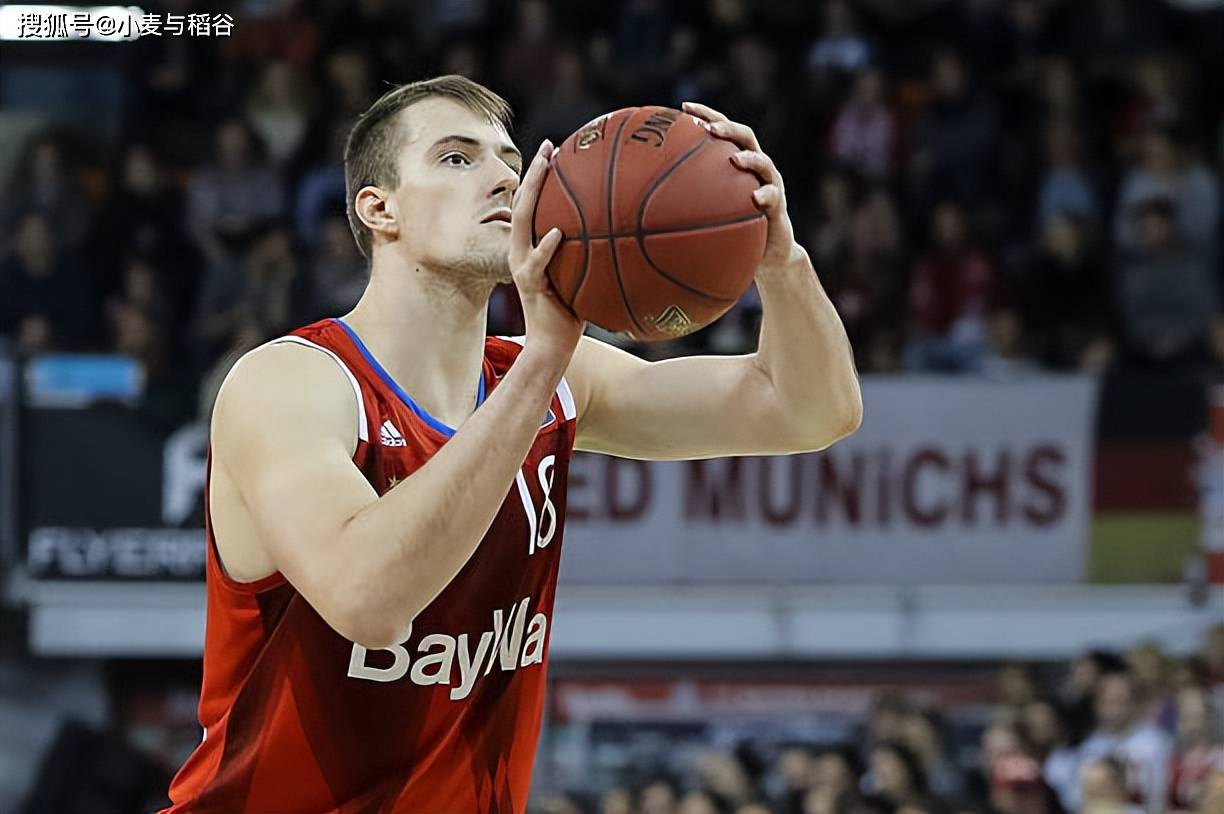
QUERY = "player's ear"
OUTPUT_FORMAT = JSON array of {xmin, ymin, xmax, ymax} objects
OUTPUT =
[{"xmin": 355, "ymin": 186, "xmax": 400, "ymax": 244}]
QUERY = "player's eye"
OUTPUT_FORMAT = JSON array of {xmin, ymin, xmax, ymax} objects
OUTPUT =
[{"xmin": 441, "ymin": 152, "xmax": 471, "ymax": 167}]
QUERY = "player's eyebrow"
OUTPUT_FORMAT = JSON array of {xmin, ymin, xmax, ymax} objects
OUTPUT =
[{"xmin": 429, "ymin": 135, "xmax": 523, "ymax": 172}]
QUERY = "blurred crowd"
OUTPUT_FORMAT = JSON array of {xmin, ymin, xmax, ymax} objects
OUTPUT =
[
  {"xmin": 1, "ymin": 0, "xmax": 1223, "ymax": 427},
  {"xmin": 531, "ymin": 627, "xmax": 1224, "ymax": 814}
]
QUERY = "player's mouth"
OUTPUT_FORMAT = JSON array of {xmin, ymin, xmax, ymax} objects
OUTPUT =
[{"xmin": 480, "ymin": 208, "xmax": 512, "ymax": 225}]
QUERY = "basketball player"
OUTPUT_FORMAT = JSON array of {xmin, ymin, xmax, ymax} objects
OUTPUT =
[{"xmin": 162, "ymin": 75, "xmax": 861, "ymax": 812}]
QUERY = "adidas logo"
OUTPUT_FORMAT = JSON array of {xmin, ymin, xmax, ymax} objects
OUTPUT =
[{"xmin": 380, "ymin": 419, "xmax": 407, "ymax": 447}]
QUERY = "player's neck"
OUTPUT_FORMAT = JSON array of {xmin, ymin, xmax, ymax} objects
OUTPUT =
[{"xmin": 343, "ymin": 262, "xmax": 492, "ymax": 429}]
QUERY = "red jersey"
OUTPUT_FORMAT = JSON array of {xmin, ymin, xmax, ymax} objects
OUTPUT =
[{"xmin": 163, "ymin": 318, "xmax": 577, "ymax": 813}]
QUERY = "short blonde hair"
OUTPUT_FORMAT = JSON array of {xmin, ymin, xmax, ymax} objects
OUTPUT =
[{"xmin": 343, "ymin": 75, "xmax": 513, "ymax": 259}]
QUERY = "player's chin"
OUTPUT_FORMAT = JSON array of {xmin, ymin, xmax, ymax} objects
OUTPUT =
[{"xmin": 480, "ymin": 234, "xmax": 513, "ymax": 282}]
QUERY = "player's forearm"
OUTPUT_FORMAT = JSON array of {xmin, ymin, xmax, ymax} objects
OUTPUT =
[
  {"xmin": 340, "ymin": 348, "xmax": 568, "ymax": 646},
  {"xmin": 752, "ymin": 246, "xmax": 862, "ymax": 447}
]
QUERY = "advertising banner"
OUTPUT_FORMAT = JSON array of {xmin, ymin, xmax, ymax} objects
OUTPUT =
[
  {"xmin": 23, "ymin": 377, "xmax": 1099, "ymax": 584},
  {"xmin": 560, "ymin": 376, "xmax": 1099, "ymax": 584}
]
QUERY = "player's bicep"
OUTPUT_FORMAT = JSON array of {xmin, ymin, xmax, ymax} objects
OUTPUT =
[
  {"xmin": 212, "ymin": 345, "xmax": 379, "ymax": 636},
  {"xmin": 569, "ymin": 335, "xmax": 786, "ymax": 460}
]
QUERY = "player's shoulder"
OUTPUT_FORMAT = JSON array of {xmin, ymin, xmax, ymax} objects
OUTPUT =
[
  {"xmin": 222, "ymin": 338, "xmax": 349, "ymax": 401},
  {"xmin": 213, "ymin": 337, "xmax": 361, "ymax": 446}
]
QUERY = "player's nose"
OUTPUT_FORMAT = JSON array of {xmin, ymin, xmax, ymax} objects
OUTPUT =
[{"xmin": 491, "ymin": 162, "xmax": 519, "ymax": 200}]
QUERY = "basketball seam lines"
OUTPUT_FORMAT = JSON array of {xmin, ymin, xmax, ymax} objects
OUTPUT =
[
  {"xmin": 635, "ymin": 136, "xmax": 757, "ymax": 304},
  {"xmin": 604, "ymin": 114, "xmax": 648, "ymax": 336},
  {"xmin": 635, "ymin": 213, "xmax": 765, "ymax": 303},
  {"xmin": 559, "ymin": 210, "xmax": 767, "ymax": 243},
  {"xmin": 636, "ymin": 136, "xmax": 708, "ymax": 228},
  {"xmin": 550, "ymin": 158, "xmax": 590, "ymax": 307}
]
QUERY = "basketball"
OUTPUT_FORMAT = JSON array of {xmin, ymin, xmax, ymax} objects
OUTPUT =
[{"xmin": 532, "ymin": 106, "xmax": 768, "ymax": 342}]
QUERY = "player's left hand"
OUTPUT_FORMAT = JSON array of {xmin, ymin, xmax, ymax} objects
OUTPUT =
[{"xmin": 682, "ymin": 101, "xmax": 805, "ymax": 275}]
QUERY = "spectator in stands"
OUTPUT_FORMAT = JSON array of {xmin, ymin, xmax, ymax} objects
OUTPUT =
[
  {"xmin": 900, "ymin": 709, "xmax": 964, "ymax": 801},
  {"xmin": 95, "ymin": 144, "xmax": 196, "ymax": 327},
  {"xmin": 1197, "ymin": 771, "xmax": 1224, "ymax": 814},
  {"xmin": 320, "ymin": 48, "xmax": 374, "ymax": 120},
  {"xmin": 1077, "ymin": 671, "xmax": 1173, "ymax": 812},
  {"xmin": 1020, "ymin": 699, "xmax": 1080, "ymax": 813},
  {"xmin": 244, "ymin": 60, "xmax": 316, "ymax": 169},
  {"xmin": 772, "ymin": 744, "xmax": 814, "ymax": 813},
  {"xmin": 522, "ymin": 46, "xmax": 608, "ymax": 147},
  {"xmin": 909, "ymin": 49, "xmax": 1000, "ymax": 207},
  {"xmin": 1114, "ymin": 125, "xmax": 1220, "ymax": 254},
  {"xmin": 1037, "ymin": 118, "xmax": 1101, "ymax": 233},
  {"xmin": 1015, "ymin": 212, "xmax": 1112, "ymax": 371},
  {"xmin": 801, "ymin": 744, "xmax": 867, "ymax": 814},
  {"xmin": 0, "ymin": 212, "xmax": 93, "ymax": 356},
  {"xmin": 903, "ymin": 200, "xmax": 997, "ymax": 373},
  {"xmin": 600, "ymin": 786, "xmax": 634, "ymax": 814},
  {"xmin": 677, "ymin": 789, "xmax": 721, "ymax": 814},
  {"xmin": 810, "ymin": 168, "xmax": 858, "ymax": 273},
  {"xmin": 831, "ymin": 68, "xmax": 895, "ymax": 180},
  {"xmin": 719, "ymin": 35, "xmax": 792, "ymax": 167},
  {"xmin": 1113, "ymin": 195, "xmax": 1222, "ymax": 371},
  {"xmin": 838, "ymin": 186, "xmax": 906, "ymax": 373},
  {"xmin": 807, "ymin": 0, "xmax": 874, "ymax": 86},
  {"xmin": 438, "ymin": 40, "xmax": 487, "ymax": 85},
  {"xmin": 639, "ymin": 775, "xmax": 681, "ymax": 814},
  {"xmin": 1036, "ymin": 57, "xmax": 1082, "ymax": 126},
  {"xmin": 977, "ymin": 718, "xmax": 1057, "ymax": 814},
  {"xmin": 611, "ymin": 0, "xmax": 673, "ymax": 102},
  {"xmin": 981, "ymin": 307, "xmax": 1041, "ymax": 380},
  {"xmin": 293, "ymin": 117, "xmax": 348, "ymax": 248},
  {"xmin": 1114, "ymin": 56, "xmax": 1187, "ymax": 162},
  {"xmin": 0, "ymin": 137, "xmax": 93, "ymax": 252},
  {"xmin": 308, "ymin": 216, "xmax": 367, "ymax": 317},
  {"xmin": 865, "ymin": 693, "xmax": 913, "ymax": 752},
  {"xmin": 1079, "ymin": 756, "xmax": 1142, "ymax": 814},
  {"xmin": 105, "ymin": 253, "xmax": 197, "ymax": 427},
  {"xmin": 1061, "ymin": 652, "xmax": 1127, "ymax": 745},
  {"xmin": 1168, "ymin": 686, "xmax": 1224, "ymax": 811},
  {"xmin": 733, "ymin": 804, "xmax": 771, "ymax": 814},
  {"xmin": 1065, "ymin": 0, "xmax": 1170, "ymax": 81},
  {"xmin": 1126, "ymin": 642, "xmax": 1175, "ymax": 729},
  {"xmin": 185, "ymin": 119, "xmax": 286, "ymax": 270},
  {"xmin": 105, "ymin": 254, "xmax": 173, "ymax": 351},
  {"xmin": 1170, "ymin": 657, "xmax": 1211, "ymax": 695},
  {"xmin": 866, "ymin": 740, "xmax": 939, "ymax": 812},
  {"xmin": 191, "ymin": 223, "xmax": 305, "ymax": 366},
  {"xmin": 697, "ymin": 751, "xmax": 754, "ymax": 812},
  {"xmin": 498, "ymin": 0, "xmax": 558, "ymax": 104}
]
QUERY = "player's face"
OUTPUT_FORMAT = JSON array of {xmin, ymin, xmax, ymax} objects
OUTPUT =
[{"xmin": 389, "ymin": 98, "xmax": 523, "ymax": 285}]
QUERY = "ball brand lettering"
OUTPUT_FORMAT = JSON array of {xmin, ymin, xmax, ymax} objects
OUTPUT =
[
  {"xmin": 575, "ymin": 116, "xmax": 607, "ymax": 150},
  {"xmin": 628, "ymin": 109, "xmax": 679, "ymax": 148},
  {"xmin": 346, "ymin": 595, "xmax": 548, "ymax": 700}
]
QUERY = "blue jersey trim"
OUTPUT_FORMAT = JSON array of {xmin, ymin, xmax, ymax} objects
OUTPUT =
[{"xmin": 331, "ymin": 318, "xmax": 486, "ymax": 438}]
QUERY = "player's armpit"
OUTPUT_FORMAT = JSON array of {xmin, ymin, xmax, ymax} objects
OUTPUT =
[
  {"xmin": 211, "ymin": 343, "xmax": 387, "ymax": 646},
  {"xmin": 566, "ymin": 335, "xmax": 853, "ymax": 461}
]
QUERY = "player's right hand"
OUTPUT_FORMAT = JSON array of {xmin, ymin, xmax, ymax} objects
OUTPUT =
[{"xmin": 509, "ymin": 139, "xmax": 585, "ymax": 365}]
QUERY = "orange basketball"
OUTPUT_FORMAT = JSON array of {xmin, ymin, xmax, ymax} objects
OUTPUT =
[{"xmin": 531, "ymin": 106, "xmax": 767, "ymax": 342}]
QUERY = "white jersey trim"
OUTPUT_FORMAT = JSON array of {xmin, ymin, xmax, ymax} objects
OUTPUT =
[
  {"xmin": 268, "ymin": 336, "xmax": 369, "ymax": 443},
  {"xmin": 556, "ymin": 377, "xmax": 576, "ymax": 420},
  {"xmin": 498, "ymin": 335, "xmax": 576, "ymax": 421}
]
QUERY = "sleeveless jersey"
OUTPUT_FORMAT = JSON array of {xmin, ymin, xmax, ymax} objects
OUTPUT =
[{"xmin": 163, "ymin": 318, "xmax": 576, "ymax": 813}]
